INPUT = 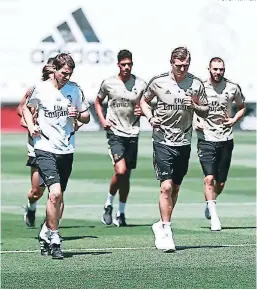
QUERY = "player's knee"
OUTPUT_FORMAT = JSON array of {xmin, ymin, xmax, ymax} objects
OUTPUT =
[
  {"xmin": 161, "ymin": 181, "xmax": 172, "ymax": 197},
  {"xmin": 204, "ymin": 175, "xmax": 215, "ymax": 186},
  {"xmin": 29, "ymin": 186, "xmax": 42, "ymax": 199},
  {"xmin": 115, "ymin": 166, "xmax": 127, "ymax": 176},
  {"xmin": 49, "ymin": 191, "xmax": 62, "ymax": 205}
]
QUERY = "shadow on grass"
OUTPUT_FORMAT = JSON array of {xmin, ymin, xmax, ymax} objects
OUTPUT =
[
  {"xmin": 59, "ymin": 225, "xmax": 95, "ymax": 229},
  {"xmin": 34, "ymin": 235, "xmax": 98, "ymax": 241},
  {"xmin": 105, "ymin": 224, "xmax": 153, "ymax": 228},
  {"xmin": 63, "ymin": 251, "xmax": 111, "ymax": 258}
]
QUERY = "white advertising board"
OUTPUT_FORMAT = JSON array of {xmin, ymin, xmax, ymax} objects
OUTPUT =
[{"xmin": 0, "ymin": 0, "xmax": 256, "ymax": 103}]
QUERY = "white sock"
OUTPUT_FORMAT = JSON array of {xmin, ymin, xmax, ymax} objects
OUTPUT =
[
  {"xmin": 117, "ymin": 202, "xmax": 126, "ymax": 217},
  {"xmin": 40, "ymin": 222, "xmax": 50, "ymax": 241},
  {"xmin": 50, "ymin": 230, "xmax": 60, "ymax": 245},
  {"xmin": 105, "ymin": 193, "xmax": 115, "ymax": 207},
  {"xmin": 207, "ymin": 200, "xmax": 218, "ymax": 219},
  {"xmin": 27, "ymin": 200, "xmax": 37, "ymax": 211},
  {"xmin": 161, "ymin": 221, "xmax": 171, "ymax": 227}
]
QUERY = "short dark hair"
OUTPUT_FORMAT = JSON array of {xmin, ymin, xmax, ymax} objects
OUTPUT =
[
  {"xmin": 171, "ymin": 47, "xmax": 191, "ymax": 63},
  {"xmin": 47, "ymin": 57, "xmax": 55, "ymax": 64},
  {"xmin": 209, "ymin": 57, "xmax": 224, "ymax": 67},
  {"xmin": 53, "ymin": 53, "xmax": 75, "ymax": 70},
  {"xmin": 41, "ymin": 64, "xmax": 55, "ymax": 81},
  {"xmin": 117, "ymin": 49, "xmax": 132, "ymax": 62}
]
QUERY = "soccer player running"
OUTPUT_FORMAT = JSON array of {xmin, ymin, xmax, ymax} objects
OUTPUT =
[
  {"xmin": 140, "ymin": 47, "xmax": 209, "ymax": 252},
  {"xmin": 194, "ymin": 57, "xmax": 246, "ymax": 231},
  {"xmin": 23, "ymin": 53, "xmax": 90, "ymax": 259},
  {"xmin": 18, "ymin": 58, "xmax": 82, "ymax": 228},
  {"xmin": 94, "ymin": 49, "xmax": 146, "ymax": 227},
  {"xmin": 18, "ymin": 58, "xmax": 54, "ymax": 227}
]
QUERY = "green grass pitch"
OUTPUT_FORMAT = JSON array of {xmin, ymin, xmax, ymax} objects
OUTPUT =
[{"xmin": 1, "ymin": 131, "xmax": 256, "ymax": 289}]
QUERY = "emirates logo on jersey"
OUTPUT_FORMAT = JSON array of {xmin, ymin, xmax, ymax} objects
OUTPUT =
[{"xmin": 43, "ymin": 105, "xmax": 68, "ymax": 118}]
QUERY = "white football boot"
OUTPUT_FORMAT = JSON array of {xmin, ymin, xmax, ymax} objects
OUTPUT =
[{"xmin": 152, "ymin": 221, "xmax": 176, "ymax": 252}]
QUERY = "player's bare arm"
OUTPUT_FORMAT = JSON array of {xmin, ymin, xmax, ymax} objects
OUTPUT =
[
  {"xmin": 192, "ymin": 88, "xmax": 209, "ymax": 119},
  {"xmin": 18, "ymin": 87, "xmax": 36, "ymax": 128},
  {"xmin": 193, "ymin": 102, "xmax": 209, "ymax": 119},
  {"xmin": 77, "ymin": 110, "xmax": 90, "ymax": 124},
  {"xmin": 22, "ymin": 104, "xmax": 40, "ymax": 137},
  {"xmin": 67, "ymin": 105, "xmax": 90, "ymax": 124},
  {"xmin": 183, "ymin": 85, "xmax": 209, "ymax": 119},
  {"xmin": 94, "ymin": 96, "xmax": 112, "ymax": 130},
  {"xmin": 140, "ymin": 96, "xmax": 161, "ymax": 128},
  {"xmin": 134, "ymin": 90, "xmax": 145, "ymax": 117},
  {"xmin": 17, "ymin": 87, "xmax": 33, "ymax": 117},
  {"xmin": 223, "ymin": 102, "xmax": 246, "ymax": 127}
]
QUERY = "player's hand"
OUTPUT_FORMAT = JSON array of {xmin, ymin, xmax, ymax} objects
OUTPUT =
[
  {"xmin": 100, "ymin": 118, "xmax": 112, "ymax": 130},
  {"xmin": 28, "ymin": 124, "xmax": 41, "ymax": 137},
  {"xmin": 223, "ymin": 117, "xmax": 236, "ymax": 127},
  {"xmin": 183, "ymin": 96, "xmax": 194, "ymax": 108},
  {"xmin": 149, "ymin": 116, "xmax": 161, "ymax": 128},
  {"xmin": 134, "ymin": 104, "xmax": 143, "ymax": 117},
  {"xmin": 67, "ymin": 105, "xmax": 79, "ymax": 119}
]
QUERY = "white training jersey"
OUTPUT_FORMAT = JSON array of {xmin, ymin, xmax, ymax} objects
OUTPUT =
[
  {"xmin": 194, "ymin": 78, "xmax": 245, "ymax": 142},
  {"xmin": 143, "ymin": 71, "xmax": 208, "ymax": 146},
  {"xmin": 98, "ymin": 74, "xmax": 146, "ymax": 137},
  {"xmin": 27, "ymin": 80, "xmax": 90, "ymax": 154}
]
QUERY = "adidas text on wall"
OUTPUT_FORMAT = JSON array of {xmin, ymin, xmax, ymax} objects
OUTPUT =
[{"xmin": 30, "ymin": 8, "xmax": 115, "ymax": 65}]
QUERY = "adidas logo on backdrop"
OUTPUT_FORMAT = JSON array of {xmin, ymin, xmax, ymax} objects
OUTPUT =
[{"xmin": 30, "ymin": 8, "xmax": 115, "ymax": 65}]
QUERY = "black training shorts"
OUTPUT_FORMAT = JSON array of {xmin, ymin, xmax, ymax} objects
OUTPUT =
[
  {"xmin": 197, "ymin": 139, "xmax": 234, "ymax": 182},
  {"xmin": 153, "ymin": 142, "xmax": 191, "ymax": 185},
  {"xmin": 107, "ymin": 132, "xmax": 138, "ymax": 170},
  {"xmin": 35, "ymin": 149, "xmax": 73, "ymax": 192}
]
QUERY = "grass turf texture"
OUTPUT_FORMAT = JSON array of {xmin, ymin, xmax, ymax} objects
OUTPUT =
[{"xmin": 1, "ymin": 131, "xmax": 256, "ymax": 289}]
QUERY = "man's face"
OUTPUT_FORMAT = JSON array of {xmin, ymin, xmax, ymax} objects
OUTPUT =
[
  {"xmin": 118, "ymin": 58, "xmax": 133, "ymax": 77},
  {"xmin": 171, "ymin": 56, "xmax": 190, "ymax": 81},
  {"xmin": 55, "ymin": 64, "xmax": 73, "ymax": 87},
  {"xmin": 209, "ymin": 61, "xmax": 225, "ymax": 83}
]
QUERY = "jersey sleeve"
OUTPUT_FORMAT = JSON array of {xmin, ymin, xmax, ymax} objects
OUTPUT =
[
  {"xmin": 234, "ymin": 84, "xmax": 245, "ymax": 104},
  {"xmin": 197, "ymin": 82, "xmax": 208, "ymax": 106},
  {"xmin": 76, "ymin": 87, "xmax": 90, "ymax": 113},
  {"xmin": 143, "ymin": 80, "xmax": 156, "ymax": 102},
  {"xmin": 26, "ymin": 85, "xmax": 39, "ymax": 107},
  {"xmin": 136, "ymin": 81, "xmax": 147, "ymax": 102},
  {"xmin": 97, "ymin": 80, "xmax": 108, "ymax": 100}
]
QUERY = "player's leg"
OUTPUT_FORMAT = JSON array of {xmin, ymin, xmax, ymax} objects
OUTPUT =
[
  {"xmin": 151, "ymin": 142, "xmax": 180, "ymax": 252},
  {"xmin": 113, "ymin": 136, "xmax": 138, "ymax": 227},
  {"xmin": 170, "ymin": 144, "xmax": 191, "ymax": 212},
  {"xmin": 46, "ymin": 182, "xmax": 63, "ymax": 259},
  {"xmin": 112, "ymin": 163, "xmax": 129, "ymax": 227},
  {"xmin": 197, "ymin": 140, "xmax": 221, "ymax": 231},
  {"xmin": 102, "ymin": 133, "xmax": 126, "ymax": 225},
  {"xmin": 215, "ymin": 140, "xmax": 234, "ymax": 197},
  {"xmin": 35, "ymin": 150, "xmax": 64, "ymax": 259},
  {"xmin": 48, "ymin": 153, "xmax": 73, "ymax": 259},
  {"xmin": 24, "ymin": 157, "xmax": 46, "ymax": 227}
]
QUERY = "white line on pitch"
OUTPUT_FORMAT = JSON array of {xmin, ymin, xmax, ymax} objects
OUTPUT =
[
  {"xmin": 1, "ymin": 202, "xmax": 256, "ymax": 210},
  {"xmin": 1, "ymin": 244, "xmax": 256, "ymax": 254}
]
